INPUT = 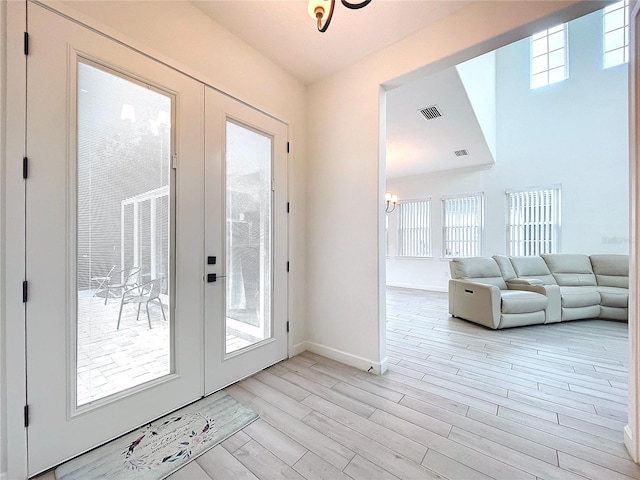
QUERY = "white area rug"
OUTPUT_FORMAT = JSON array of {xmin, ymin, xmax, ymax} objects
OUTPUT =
[{"xmin": 56, "ymin": 392, "xmax": 258, "ymax": 479}]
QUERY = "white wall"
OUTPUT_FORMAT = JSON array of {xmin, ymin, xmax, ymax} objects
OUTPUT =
[
  {"xmin": 456, "ymin": 51, "xmax": 497, "ymax": 160},
  {"xmin": 305, "ymin": 1, "xmax": 608, "ymax": 370},
  {"xmin": 386, "ymin": 8, "xmax": 629, "ymax": 292},
  {"xmin": 0, "ymin": 0, "xmax": 6, "ymax": 476}
]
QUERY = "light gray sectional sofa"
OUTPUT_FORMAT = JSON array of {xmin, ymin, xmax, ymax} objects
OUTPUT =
[{"xmin": 448, "ymin": 253, "xmax": 628, "ymax": 329}]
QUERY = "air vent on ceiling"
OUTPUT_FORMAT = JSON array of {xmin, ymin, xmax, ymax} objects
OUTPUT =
[
  {"xmin": 454, "ymin": 149, "xmax": 469, "ymax": 157},
  {"xmin": 418, "ymin": 105, "xmax": 443, "ymax": 120}
]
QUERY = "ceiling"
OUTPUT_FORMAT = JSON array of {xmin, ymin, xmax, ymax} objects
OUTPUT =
[
  {"xmin": 385, "ymin": 63, "xmax": 496, "ymax": 179},
  {"xmin": 191, "ymin": 0, "xmax": 471, "ymax": 85},
  {"xmin": 189, "ymin": 0, "xmax": 495, "ymax": 179}
]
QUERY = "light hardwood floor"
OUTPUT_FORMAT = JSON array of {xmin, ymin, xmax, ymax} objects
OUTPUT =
[{"xmin": 44, "ymin": 287, "xmax": 640, "ymax": 479}]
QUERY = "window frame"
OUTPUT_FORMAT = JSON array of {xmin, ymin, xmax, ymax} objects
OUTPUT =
[
  {"xmin": 441, "ymin": 192, "xmax": 484, "ymax": 259},
  {"xmin": 396, "ymin": 198, "xmax": 432, "ymax": 258},
  {"xmin": 530, "ymin": 23, "xmax": 569, "ymax": 89},
  {"xmin": 603, "ymin": 0, "xmax": 630, "ymax": 69},
  {"xmin": 505, "ymin": 184, "xmax": 561, "ymax": 257}
]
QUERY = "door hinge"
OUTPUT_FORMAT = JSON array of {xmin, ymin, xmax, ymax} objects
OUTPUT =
[
  {"xmin": 271, "ymin": 179, "xmax": 275, "ymax": 191},
  {"xmin": 286, "ymin": 261, "xmax": 290, "ymax": 272},
  {"xmin": 23, "ymin": 32, "xmax": 29, "ymax": 56},
  {"xmin": 287, "ymin": 202, "xmax": 290, "ymax": 213},
  {"xmin": 287, "ymin": 142, "xmax": 290, "ymax": 153},
  {"xmin": 172, "ymin": 154, "xmax": 178, "ymax": 169},
  {"xmin": 286, "ymin": 321, "xmax": 289, "ymax": 333},
  {"xmin": 23, "ymin": 157, "xmax": 28, "ymax": 179},
  {"xmin": 24, "ymin": 405, "xmax": 29, "ymax": 427},
  {"xmin": 22, "ymin": 281, "xmax": 28, "ymax": 303}
]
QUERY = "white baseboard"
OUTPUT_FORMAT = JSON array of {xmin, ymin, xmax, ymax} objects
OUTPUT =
[
  {"xmin": 291, "ymin": 341, "xmax": 308, "ymax": 357},
  {"xmin": 291, "ymin": 341, "xmax": 388, "ymax": 375},
  {"xmin": 386, "ymin": 282, "xmax": 448, "ymax": 293},
  {"xmin": 625, "ymin": 425, "xmax": 638, "ymax": 462}
]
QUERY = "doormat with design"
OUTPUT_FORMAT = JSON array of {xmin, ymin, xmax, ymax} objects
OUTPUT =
[{"xmin": 55, "ymin": 391, "xmax": 258, "ymax": 480}]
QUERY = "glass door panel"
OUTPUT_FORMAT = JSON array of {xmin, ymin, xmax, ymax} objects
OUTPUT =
[
  {"xmin": 76, "ymin": 61, "xmax": 173, "ymax": 406},
  {"xmin": 204, "ymin": 86, "xmax": 288, "ymax": 395},
  {"xmin": 26, "ymin": 5, "xmax": 203, "ymax": 473},
  {"xmin": 226, "ymin": 121, "xmax": 273, "ymax": 354}
]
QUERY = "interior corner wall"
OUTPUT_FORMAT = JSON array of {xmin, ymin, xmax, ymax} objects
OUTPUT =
[
  {"xmin": 0, "ymin": 0, "xmax": 7, "ymax": 476},
  {"xmin": 385, "ymin": 8, "xmax": 629, "ymax": 293},
  {"xmin": 305, "ymin": 1, "xmax": 605, "ymax": 370}
]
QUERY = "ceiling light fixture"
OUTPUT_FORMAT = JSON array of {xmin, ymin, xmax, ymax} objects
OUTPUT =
[{"xmin": 308, "ymin": 0, "xmax": 372, "ymax": 33}]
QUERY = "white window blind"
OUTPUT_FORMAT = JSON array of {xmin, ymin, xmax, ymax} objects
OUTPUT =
[
  {"xmin": 442, "ymin": 194, "xmax": 483, "ymax": 258},
  {"xmin": 531, "ymin": 24, "xmax": 568, "ymax": 89},
  {"xmin": 398, "ymin": 199, "xmax": 431, "ymax": 257},
  {"xmin": 604, "ymin": 0, "xmax": 629, "ymax": 69},
  {"xmin": 506, "ymin": 186, "xmax": 560, "ymax": 256}
]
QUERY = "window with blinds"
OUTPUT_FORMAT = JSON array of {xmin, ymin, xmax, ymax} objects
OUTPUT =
[
  {"xmin": 506, "ymin": 186, "xmax": 561, "ymax": 256},
  {"xmin": 398, "ymin": 199, "xmax": 431, "ymax": 257},
  {"xmin": 442, "ymin": 194, "xmax": 483, "ymax": 258}
]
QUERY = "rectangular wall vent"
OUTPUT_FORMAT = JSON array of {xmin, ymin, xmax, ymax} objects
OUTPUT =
[
  {"xmin": 454, "ymin": 149, "xmax": 469, "ymax": 157},
  {"xmin": 418, "ymin": 105, "xmax": 443, "ymax": 120}
]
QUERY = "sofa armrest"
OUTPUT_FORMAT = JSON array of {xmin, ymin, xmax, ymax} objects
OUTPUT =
[
  {"xmin": 506, "ymin": 282, "xmax": 561, "ymax": 323},
  {"xmin": 448, "ymin": 279, "xmax": 501, "ymax": 329}
]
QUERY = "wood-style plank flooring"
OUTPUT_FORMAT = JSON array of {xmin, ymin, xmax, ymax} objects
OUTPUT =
[{"xmin": 46, "ymin": 287, "xmax": 640, "ymax": 479}]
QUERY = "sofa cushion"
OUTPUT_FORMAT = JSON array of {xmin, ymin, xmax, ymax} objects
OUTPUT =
[
  {"xmin": 597, "ymin": 286, "xmax": 629, "ymax": 308},
  {"xmin": 542, "ymin": 254, "xmax": 597, "ymax": 286},
  {"xmin": 493, "ymin": 255, "xmax": 516, "ymax": 281},
  {"xmin": 562, "ymin": 305, "xmax": 601, "ymax": 321},
  {"xmin": 509, "ymin": 256, "xmax": 557, "ymax": 285},
  {"xmin": 590, "ymin": 254, "xmax": 629, "ymax": 288},
  {"xmin": 449, "ymin": 257, "xmax": 507, "ymax": 289},
  {"xmin": 500, "ymin": 311, "xmax": 546, "ymax": 328},
  {"xmin": 558, "ymin": 286, "xmax": 600, "ymax": 308},
  {"xmin": 500, "ymin": 290, "xmax": 547, "ymax": 314},
  {"xmin": 600, "ymin": 306, "xmax": 628, "ymax": 321}
]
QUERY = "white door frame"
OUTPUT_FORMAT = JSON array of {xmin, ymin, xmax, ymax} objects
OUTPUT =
[
  {"xmin": 625, "ymin": 0, "xmax": 640, "ymax": 463},
  {"xmin": 5, "ymin": 1, "xmax": 29, "ymax": 476}
]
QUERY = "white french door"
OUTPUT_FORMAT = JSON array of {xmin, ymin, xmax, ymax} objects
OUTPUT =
[
  {"xmin": 24, "ymin": 3, "xmax": 288, "ymax": 476},
  {"xmin": 204, "ymin": 88, "xmax": 289, "ymax": 394},
  {"xmin": 25, "ymin": 4, "xmax": 205, "ymax": 474}
]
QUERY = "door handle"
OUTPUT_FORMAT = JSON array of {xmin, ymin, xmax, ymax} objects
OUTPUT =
[{"xmin": 207, "ymin": 273, "xmax": 227, "ymax": 283}]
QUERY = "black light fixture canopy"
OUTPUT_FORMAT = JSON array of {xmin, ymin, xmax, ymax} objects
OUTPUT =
[{"xmin": 309, "ymin": 0, "xmax": 372, "ymax": 33}]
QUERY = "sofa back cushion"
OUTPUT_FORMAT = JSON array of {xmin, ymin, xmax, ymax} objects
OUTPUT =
[
  {"xmin": 590, "ymin": 254, "xmax": 629, "ymax": 288},
  {"xmin": 541, "ymin": 254, "xmax": 597, "ymax": 286},
  {"xmin": 508, "ymin": 256, "xmax": 557, "ymax": 285},
  {"xmin": 449, "ymin": 257, "xmax": 507, "ymax": 289},
  {"xmin": 492, "ymin": 255, "xmax": 516, "ymax": 281}
]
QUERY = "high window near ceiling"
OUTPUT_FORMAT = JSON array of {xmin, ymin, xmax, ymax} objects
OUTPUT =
[
  {"xmin": 531, "ymin": 24, "xmax": 568, "ymax": 89},
  {"xmin": 397, "ymin": 199, "xmax": 431, "ymax": 257},
  {"xmin": 506, "ymin": 186, "xmax": 561, "ymax": 256},
  {"xmin": 442, "ymin": 194, "xmax": 483, "ymax": 258},
  {"xmin": 604, "ymin": 0, "xmax": 629, "ymax": 68}
]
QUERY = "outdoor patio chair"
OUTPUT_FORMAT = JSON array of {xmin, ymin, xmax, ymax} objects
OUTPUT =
[
  {"xmin": 105, "ymin": 267, "xmax": 141, "ymax": 305},
  {"xmin": 91, "ymin": 265, "xmax": 115, "ymax": 299},
  {"xmin": 116, "ymin": 277, "xmax": 167, "ymax": 329}
]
